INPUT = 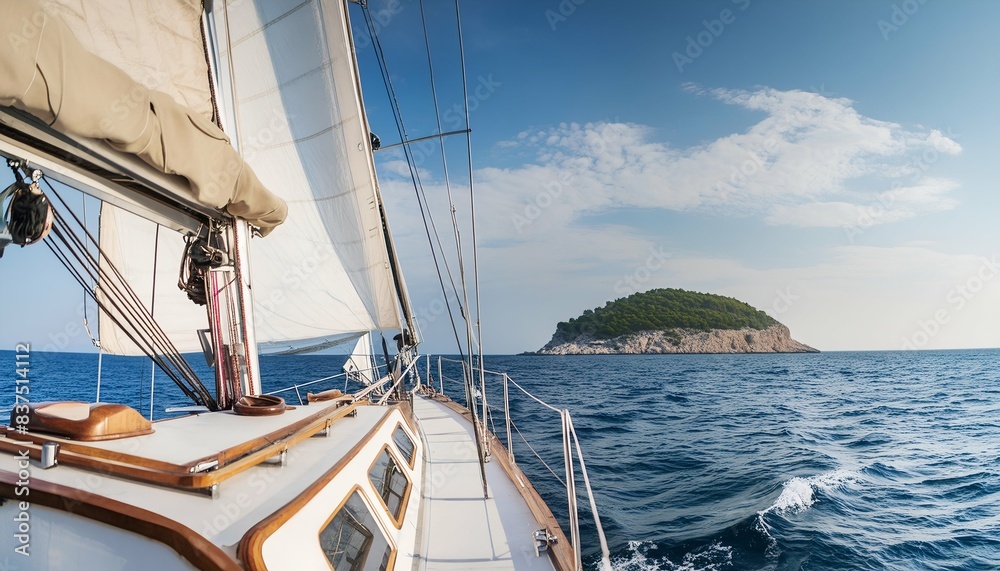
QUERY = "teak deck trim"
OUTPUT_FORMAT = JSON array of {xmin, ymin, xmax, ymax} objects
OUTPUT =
[
  {"xmin": 0, "ymin": 400, "xmax": 358, "ymax": 492},
  {"xmin": 0, "ymin": 469, "xmax": 240, "ymax": 570}
]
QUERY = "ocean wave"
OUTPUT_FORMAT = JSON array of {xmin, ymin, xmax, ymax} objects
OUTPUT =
[
  {"xmin": 759, "ymin": 468, "xmax": 860, "ymax": 518},
  {"xmin": 604, "ymin": 540, "xmax": 733, "ymax": 571}
]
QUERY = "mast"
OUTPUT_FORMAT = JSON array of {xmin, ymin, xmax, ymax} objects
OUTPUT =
[
  {"xmin": 233, "ymin": 219, "xmax": 262, "ymax": 395},
  {"xmin": 213, "ymin": 0, "xmax": 261, "ymax": 397},
  {"xmin": 1, "ymin": 0, "xmax": 414, "ymax": 409},
  {"xmin": 376, "ymin": 172, "xmax": 418, "ymax": 345}
]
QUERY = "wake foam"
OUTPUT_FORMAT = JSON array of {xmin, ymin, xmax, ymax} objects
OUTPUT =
[
  {"xmin": 759, "ymin": 468, "xmax": 859, "ymax": 517},
  {"xmin": 765, "ymin": 477, "xmax": 815, "ymax": 514},
  {"xmin": 605, "ymin": 540, "xmax": 733, "ymax": 571}
]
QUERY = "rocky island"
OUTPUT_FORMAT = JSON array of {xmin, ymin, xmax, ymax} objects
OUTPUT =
[{"xmin": 535, "ymin": 288, "xmax": 817, "ymax": 355}]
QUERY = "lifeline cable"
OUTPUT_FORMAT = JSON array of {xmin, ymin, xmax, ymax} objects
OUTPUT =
[{"xmin": 30, "ymin": 171, "xmax": 217, "ymax": 409}]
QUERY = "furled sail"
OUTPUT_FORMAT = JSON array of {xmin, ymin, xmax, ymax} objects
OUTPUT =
[
  {"xmin": 0, "ymin": 0, "xmax": 287, "ymax": 233},
  {"xmin": 209, "ymin": 0, "xmax": 406, "ymax": 350}
]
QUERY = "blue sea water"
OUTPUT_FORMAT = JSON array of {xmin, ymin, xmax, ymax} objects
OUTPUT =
[{"xmin": 3, "ymin": 349, "xmax": 1000, "ymax": 570}]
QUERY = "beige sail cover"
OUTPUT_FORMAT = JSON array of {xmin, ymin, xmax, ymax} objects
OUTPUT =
[
  {"xmin": 0, "ymin": 0, "xmax": 286, "ymax": 233},
  {"xmin": 44, "ymin": 0, "xmax": 214, "ymax": 121}
]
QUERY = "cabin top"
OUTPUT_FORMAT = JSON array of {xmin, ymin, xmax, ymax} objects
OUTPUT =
[{"xmin": 0, "ymin": 397, "xmax": 359, "ymax": 492}]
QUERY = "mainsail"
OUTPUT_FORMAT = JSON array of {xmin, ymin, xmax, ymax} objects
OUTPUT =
[
  {"xmin": 210, "ymin": 0, "xmax": 407, "ymax": 351},
  {"xmin": 16, "ymin": 0, "xmax": 412, "ymax": 355}
]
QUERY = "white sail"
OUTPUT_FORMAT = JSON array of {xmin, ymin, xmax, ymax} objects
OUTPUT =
[
  {"xmin": 40, "ymin": 0, "xmax": 408, "ymax": 354},
  {"xmin": 210, "ymin": 0, "xmax": 405, "ymax": 349},
  {"xmin": 96, "ymin": 207, "xmax": 208, "ymax": 355},
  {"xmin": 343, "ymin": 333, "xmax": 377, "ymax": 385}
]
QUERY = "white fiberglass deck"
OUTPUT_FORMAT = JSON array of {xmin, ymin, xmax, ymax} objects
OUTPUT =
[{"xmin": 412, "ymin": 395, "xmax": 555, "ymax": 570}]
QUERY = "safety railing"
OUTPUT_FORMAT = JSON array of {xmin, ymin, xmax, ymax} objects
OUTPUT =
[
  {"xmin": 265, "ymin": 362, "xmax": 390, "ymax": 405},
  {"xmin": 267, "ymin": 353, "xmax": 611, "ymax": 570},
  {"xmin": 423, "ymin": 355, "xmax": 612, "ymax": 571},
  {"xmin": 265, "ymin": 354, "xmax": 424, "ymax": 406}
]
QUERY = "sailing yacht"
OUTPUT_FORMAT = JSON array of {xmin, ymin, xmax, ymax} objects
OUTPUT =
[{"xmin": 0, "ymin": 0, "xmax": 610, "ymax": 569}]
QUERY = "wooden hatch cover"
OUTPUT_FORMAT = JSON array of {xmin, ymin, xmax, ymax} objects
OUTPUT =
[{"xmin": 10, "ymin": 401, "xmax": 153, "ymax": 441}]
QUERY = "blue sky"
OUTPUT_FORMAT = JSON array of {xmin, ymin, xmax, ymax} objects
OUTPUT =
[{"xmin": 3, "ymin": 0, "xmax": 1000, "ymax": 355}]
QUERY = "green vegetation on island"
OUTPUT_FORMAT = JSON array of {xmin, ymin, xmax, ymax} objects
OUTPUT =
[{"xmin": 556, "ymin": 288, "xmax": 778, "ymax": 339}]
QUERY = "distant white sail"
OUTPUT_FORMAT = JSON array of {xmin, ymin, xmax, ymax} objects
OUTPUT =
[{"xmin": 343, "ymin": 333, "xmax": 377, "ymax": 386}]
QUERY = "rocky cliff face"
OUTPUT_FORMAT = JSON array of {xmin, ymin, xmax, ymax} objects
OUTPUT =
[{"xmin": 536, "ymin": 324, "xmax": 817, "ymax": 355}]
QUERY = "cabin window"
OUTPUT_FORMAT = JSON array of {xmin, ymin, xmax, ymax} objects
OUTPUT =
[
  {"xmin": 392, "ymin": 424, "xmax": 415, "ymax": 467},
  {"xmin": 319, "ymin": 491, "xmax": 393, "ymax": 571},
  {"xmin": 368, "ymin": 447, "xmax": 410, "ymax": 525}
]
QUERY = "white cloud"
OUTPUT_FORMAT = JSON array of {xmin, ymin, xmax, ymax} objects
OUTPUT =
[
  {"xmin": 471, "ymin": 86, "xmax": 961, "ymax": 234},
  {"xmin": 765, "ymin": 178, "xmax": 959, "ymax": 227}
]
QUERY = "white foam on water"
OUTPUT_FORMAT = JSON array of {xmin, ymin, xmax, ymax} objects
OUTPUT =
[
  {"xmin": 755, "ymin": 467, "xmax": 862, "ymax": 553},
  {"xmin": 604, "ymin": 470, "xmax": 862, "ymax": 571},
  {"xmin": 760, "ymin": 468, "xmax": 860, "ymax": 518},
  {"xmin": 768, "ymin": 477, "xmax": 815, "ymax": 514},
  {"xmin": 606, "ymin": 540, "xmax": 733, "ymax": 571}
]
